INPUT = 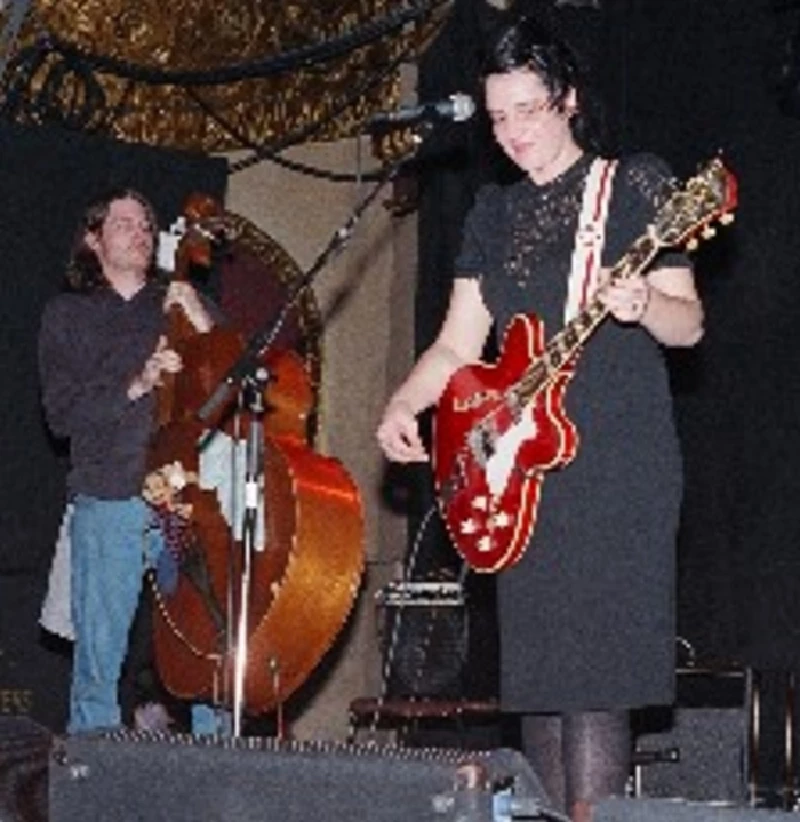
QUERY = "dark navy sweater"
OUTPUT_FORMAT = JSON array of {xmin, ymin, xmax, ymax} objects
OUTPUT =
[{"xmin": 38, "ymin": 280, "xmax": 167, "ymax": 499}]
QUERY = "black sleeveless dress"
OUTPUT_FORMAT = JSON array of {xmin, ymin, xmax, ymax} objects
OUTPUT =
[{"xmin": 455, "ymin": 153, "xmax": 686, "ymax": 712}]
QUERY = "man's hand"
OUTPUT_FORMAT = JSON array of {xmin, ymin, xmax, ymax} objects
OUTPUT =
[{"xmin": 128, "ymin": 335, "xmax": 182, "ymax": 401}]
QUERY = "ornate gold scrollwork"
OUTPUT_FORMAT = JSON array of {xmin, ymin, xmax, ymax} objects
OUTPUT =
[{"xmin": 1, "ymin": 1, "xmax": 451, "ymax": 154}]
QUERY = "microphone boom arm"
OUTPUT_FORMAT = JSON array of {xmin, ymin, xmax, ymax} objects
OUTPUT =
[{"xmin": 196, "ymin": 139, "xmax": 422, "ymax": 424}]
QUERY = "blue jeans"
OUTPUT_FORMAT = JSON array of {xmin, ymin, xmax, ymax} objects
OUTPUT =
[
  {"xmin": 69, "ymin": 495, "xmax": 232, "ymax": 736},
  {"xmin": 68, "ymin": 495, "xmax": 159, "ymax": 734}
]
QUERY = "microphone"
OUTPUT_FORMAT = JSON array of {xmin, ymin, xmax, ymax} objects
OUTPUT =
[{"xmin": 367, "ymin": 93, "xmax": 476, "ymax": 127}]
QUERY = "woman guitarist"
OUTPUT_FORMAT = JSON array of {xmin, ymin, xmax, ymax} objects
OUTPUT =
[{"xmin": 376, "ymin": 15, "xmax": 704, "ymax": 822}]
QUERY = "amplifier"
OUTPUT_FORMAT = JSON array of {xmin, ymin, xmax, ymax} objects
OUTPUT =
[
  {"xmin": 596, "ymin": 797, "xmax": 790, "ymax": 822},
  {"xmin": 633, "ymin": 667, "xmax": 753, "ymax": 804}
]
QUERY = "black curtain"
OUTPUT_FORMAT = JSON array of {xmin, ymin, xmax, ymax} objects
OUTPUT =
[
  {"xmin": 613, "ymin": 0, "xmax": 800, "ymax": 671},
  {"xmin": 0, "ymin": 121, "xmax": 227, "ymax": 731},
  {"xmin": 411, "ymin": 0, "xmax": 491, "ymax": 578}
]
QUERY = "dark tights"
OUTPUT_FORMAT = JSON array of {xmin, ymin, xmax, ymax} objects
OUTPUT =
[{"xmin": 521, "ymin": 710, "xmax": 631, "ymax": 821}]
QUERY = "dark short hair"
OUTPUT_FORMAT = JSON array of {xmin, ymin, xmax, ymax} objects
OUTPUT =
[
  {"xmin": 481, "ymin": 15, "xmax": 606, "ymax": 153},
  {"xmin": 65, "ymin": 188, "xmax": 161, "ymax": 292}
]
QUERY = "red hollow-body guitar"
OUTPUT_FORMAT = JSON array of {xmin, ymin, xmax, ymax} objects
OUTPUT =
[{"xmin": 433, "ymin": 158, "xmax": 738, "ymax": 573}]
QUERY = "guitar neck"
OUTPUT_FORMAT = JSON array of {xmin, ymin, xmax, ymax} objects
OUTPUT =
[{"xmin": 516, "ymin": 231, "xmax": 661, "ymax": 404}]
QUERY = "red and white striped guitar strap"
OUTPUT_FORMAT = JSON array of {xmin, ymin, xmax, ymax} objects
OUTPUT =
[{"xmin": 564, "ymin": 158, "xmax": 618, "ymax": 323}]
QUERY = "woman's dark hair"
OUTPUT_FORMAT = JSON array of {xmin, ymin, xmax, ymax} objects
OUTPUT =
[
  {"xmin": 480, "ymin": 15, "xmax": 607, "ymax": 153},
  {"xmin": 65, "ymin": 187, "xmax": 161, "ymax": 292}
]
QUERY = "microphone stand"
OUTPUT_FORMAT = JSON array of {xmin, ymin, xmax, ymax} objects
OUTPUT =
[
  {"xmin": 230, "ymin": 367, "xmax": 268, "ymax": 738},
  {"xmin": 195, "ymin": 129, "xmax": 428, "ymax": 737}
]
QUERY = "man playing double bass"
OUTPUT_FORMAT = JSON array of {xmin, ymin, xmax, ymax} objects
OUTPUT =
[{"xmin": 38, "ymin": 189, "xmax": 216, "ymax": 734}]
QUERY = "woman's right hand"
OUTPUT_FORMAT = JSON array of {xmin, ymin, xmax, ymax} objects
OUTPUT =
[{"xmin": 376, "ymin": 398, "xmax": 429, "ymax": 463}]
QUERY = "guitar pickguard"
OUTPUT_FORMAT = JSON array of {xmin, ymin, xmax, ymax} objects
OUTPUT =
[{"xmin": 481, "ymin": 407, "xmax": 538, "ymax": 498}]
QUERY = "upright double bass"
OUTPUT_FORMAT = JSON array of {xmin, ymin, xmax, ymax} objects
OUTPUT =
[{"xmin": 144, "ymin": 194, "xmax": 364, "ymax": 717}]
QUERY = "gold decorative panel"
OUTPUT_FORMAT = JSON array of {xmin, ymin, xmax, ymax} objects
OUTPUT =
[{"xmin": 0, "ymin": 1, "xmax": 449, "ymax": 154}]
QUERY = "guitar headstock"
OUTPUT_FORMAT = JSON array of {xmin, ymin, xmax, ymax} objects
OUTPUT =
[{"xmin": 651, "ymin": 158, "xmax": 738, "ymax": 251}]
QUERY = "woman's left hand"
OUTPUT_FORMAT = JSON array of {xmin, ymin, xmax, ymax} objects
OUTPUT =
[{"xmin": 597, "ymin": 271, "xmax": 651, "ymax": 324}]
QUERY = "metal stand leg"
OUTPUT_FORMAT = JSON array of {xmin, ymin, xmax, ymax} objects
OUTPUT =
[
  {"xmin": 786, "ymin": 672, "xmax": 796, "ymax": 810},
  {"xmin": 749, "ymin": 667, "xmax": 759, "ymax": 805}
]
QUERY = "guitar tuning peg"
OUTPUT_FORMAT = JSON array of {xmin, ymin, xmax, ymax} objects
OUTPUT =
[
  {"xmin": 686, "ymin": 238, "xmax": 699, "ymax": 251},
  {"xmin": 719, "ymin": 213, "xmax": 735, "ymax": 225},
  {"xmin": 701, "ymin": 226, "xmax": 717, "ymax": 240}
]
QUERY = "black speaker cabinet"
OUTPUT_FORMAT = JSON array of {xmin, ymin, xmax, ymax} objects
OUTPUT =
[
  {"xmin": 49, "ymin": 730, "xmax": 549, "ymax": 822},
  {"xmin": 635, "ymin": 707, "xmax": 749, "ymax": 803},
  {"xmin": 595, "ymin": 797, "xmax": 791, "ymax": 822},
  {"xmin": 634, "ymin": 668, "xmax": 752, "ymax": 803},
  {"xmin": 0, "ymin": 716, "xmax": 50, "ymax": 822}
]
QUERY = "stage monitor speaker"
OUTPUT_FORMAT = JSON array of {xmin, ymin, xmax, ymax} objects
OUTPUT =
[
  {"xmin": 595, "ymin": 797, "xmax": 790, "ymax": 821},
  {"xmin": 48, "ymin": 730, "xmax": 550, "ymax": 822},
  {"xmin": 634, "ymin": 668, "xmax": 752, "ymax": 803},
  {"xmin": 0, "ymin": 716, "xmax": 50, "ymax": 822},
  {"xmin": 635, "ymin": 707, "xmax": 748, "ymax": 803}
]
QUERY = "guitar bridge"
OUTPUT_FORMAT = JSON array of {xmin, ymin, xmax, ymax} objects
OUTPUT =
[{"xmin": 506, "ymin": 388, "xmax": 524, "ymax": 423}]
